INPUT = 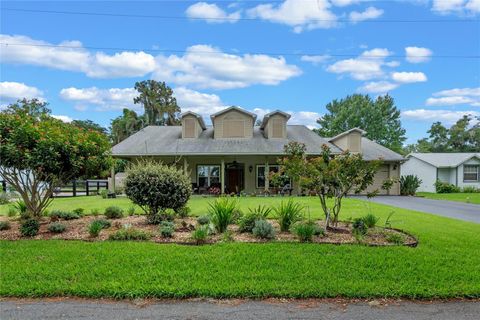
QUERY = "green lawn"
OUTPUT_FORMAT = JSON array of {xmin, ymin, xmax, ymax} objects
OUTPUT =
[
  {"xmin": 1, "ymin": 196, "xmax": 479, "ymax": 299},
  {"xmin": 417, "ymin": 192, "xmax": 480, "ymax": 204}
]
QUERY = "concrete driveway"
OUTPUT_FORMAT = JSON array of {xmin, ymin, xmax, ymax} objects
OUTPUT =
[
  {"xmin": 1, "ymin": 299, "xmax": 479, "ymax": 320},
  {"xmin": 356, "ymin": 196, "xmax": 480, "ymax": 223}
]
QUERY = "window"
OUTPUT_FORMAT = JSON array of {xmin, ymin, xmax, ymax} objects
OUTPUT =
[
  {"xmin": 256, "ymin": 165, "xmax": 290, "ymax": 188},
  {"xmin": 463, "ymin": 165, "xmax": 479, "ymax": 182},
  {"xmin": 197, "ymin": 165, "xmax": 220, "ymax": 187}
]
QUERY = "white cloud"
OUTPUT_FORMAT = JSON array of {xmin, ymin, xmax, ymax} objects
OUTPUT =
[
  {"xmin": 300, "ymin": 55, "xmax": 330, "ymax": 65},
  {"xmin": 2, "ymin": 34, "xmax": 300, "ymax": 90},
  {"xmin": 358, "ymin": 81, "xmax": 399, "ymax": 94},
  {"xmin": 432, "ymin": 0, "xmax": 480, "ymax": 15},
  {"xmin": 402, "ymin": 109, "xmax": 480, "ymax": 124},
  {"xmin": 247, "ymin": 0, "xmax": 338, "ymax": 33},
  {"xmin": 349, "ymin": 7, "xmax": 384, "ymax": 23},
  {"xmin": 252, "ymin": 107, "xmax": 321, "ymax": 129},
  {"xmin": 153, "ymin": 44, "xmax": 301, "ymax": 89},
  {"xmin": 60, "ymin": 87, "xmax": 138, "ymax": 111},
  {"xmin": 326, "ymin": 48, "xmax": 393, "ymax": 80},
  {"xmin": 426, "ymin": 87, "xmax": 480, "ymax": 107},
  {"xmin": 174, "ymin": 87, "xmax": 226, "ymax": 117},
  {"xmin": 0, "ymin": 34, "xmax": 155, "ymax": 78},
  {"xmin": 185, "ymin": 2, "xmax": 241, "ymax": 23},
  {"xmin": 0, "ymin": 81, "xmax": 43, "ymax": 102},
  {"xmin": 391, "ymin": 71, "xmax": 427, "ymax": 83},
  {"xmin": 51, "ymin": 115, "xmax": 74, "ymax": 123},
  {"xmin": 405, "ymin": 46, "xmax": 433, "ymax": 63},
  {"xmin": 330, "ymin": 0, "xmax": 362, "ymax": 7}
]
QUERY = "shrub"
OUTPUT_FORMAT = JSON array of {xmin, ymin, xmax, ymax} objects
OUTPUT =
[
  {"xmin": 352, "ymin": 218, "xmax": 367, "ymax": 236},
  {"xmin": 88, "ymin": 221, "xmax": 103, "ymax": 237},
  {"xmin": 221, "ymin": 230, "xmax": 235, "ymax": 243},
  {"xmin": 274, "ymin": 199, "xmax": 304, "ymax": 232},
  {"xmin": 0, "ymin": 221, "xmax": 11, "ymax": 231},
  {"xmin": 20, "ymin": 219, "xmax": 39, "ymax": 237},
  {"xmin": 160, "ymin": 221, "xmax": 175, "ymax": 238},
  {"xmin": 127, "ymin": 206, "xmax": 136, "ymax": 216},
  {"xmin": 14, "ymin": 200, "xmax": 28, "ymax": 218},
  {"xmin": 176, "ymin": 206, "xmax": 191, "ymax": 218},
  {"xmin": 7, "ymin": 207, "xmax": 17, "ymax": 217},
  {"xmin": 0, "ymin": 192, "xmax": 10, "ymax": 205},
  {"xmin": 208, "ymin": 197, "xmax": 238, "ymax": 233},
  {"xmin": 72, "ymin": 208, "xmax": 84, "ymax": 216},
  {"xmin": 90, "ymin": 208, "xmax": 100, "ymax": 216},
  {"xmin": 100, "ymin": 189, "xmax": 108, "ymax": 199},
  {"xmin": 191, "ymin": 225, "xmax": 209, "ymax": 244},
  {"xmin": 435, "ymin": 180, "xmax": 461, "ymax": 193},
  {"xmin": 146, "ymin": 208, "xmax": 175, "ymax": 225},
  {"xmin": 361, "ymin": 213, "xmax": 379, "ymax": 228},
  {"xmin": 400, "ymin": 175, "xmax": 422, "ymax": 196},
  {"xmin": 197, "ymin": 215, "xmax": 210, "ymax": 225},
  {"xmin": 252, "ymin": 220, "xmax": 276, "ymax": 240},
  {"xmin": 238, "ymin": 205, "xmax": 272, "ymax": 233},
  {"xmin": 291, "ymin": 221, "xmax": 318, "ymax": 242},
  {"xmin": 109, "ymin": 225, "xmax": 151, "ymax": 241},
  {"xmin": 104, "ymin": 206, "xmax": 124, "ymax": 219},
  {"xmin": 50, "ymin": 210, "xmax": 80, "ymax": 221},
  {"xmin": 124, "ymin": 161, "xmax": 192, "ymax": 222},
  {"xmin": 462, "ymin": 186, "xmax": 479, "ymax": 193},
  {"xmin": 48, "ymin": 222, "xmax": 66, "ymax": 233},
  {"xmin": 88, "ymin": 219, "xmax": 111, "ymax": 237},
  {"xmin": 385, "ymin": 233, "xmax": 405, "ymax": 245}
]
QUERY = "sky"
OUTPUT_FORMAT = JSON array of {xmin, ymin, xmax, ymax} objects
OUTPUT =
[{"xmin": 1, "ymin": 0, "xmax": 479, "ymax": 144}]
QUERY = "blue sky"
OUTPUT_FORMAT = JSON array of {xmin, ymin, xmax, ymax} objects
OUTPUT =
[{"xmin": 1, "ymin": 0, "xmax": 479, "ymax": 143}]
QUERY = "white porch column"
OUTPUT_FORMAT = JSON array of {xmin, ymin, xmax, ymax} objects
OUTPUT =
[
  {"xmin": 221, "ymin": 158, "xmax": 225, "ymax": 194},
  {"xmin": 183, "ymin": 157, "xmax": 188, "ymax": 174},
  {"xmin": 264, "ymin": 158, "xmax": 269, "ymax": 192}
]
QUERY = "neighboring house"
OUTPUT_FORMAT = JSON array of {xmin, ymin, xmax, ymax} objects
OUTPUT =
[
  {"xmin": 401, "ymin": 153, "xmax": 480, "ymax": 192},
  {"xmin": 112, "ymin": 106, "xmax": 403, "ymax": 195}
]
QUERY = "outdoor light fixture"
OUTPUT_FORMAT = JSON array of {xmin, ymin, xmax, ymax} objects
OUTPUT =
[{"xmin": 249, "ymin": 165, "xmax": 253, "ymax": 173}]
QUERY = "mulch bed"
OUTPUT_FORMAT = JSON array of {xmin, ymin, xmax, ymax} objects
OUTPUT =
[{"xmin": 0, "ymin": 215, "xmax": 417, "ymax": 246}]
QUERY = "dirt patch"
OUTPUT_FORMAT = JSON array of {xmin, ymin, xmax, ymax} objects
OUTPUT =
[{"xmin": 0, "ymin": 215, "xmax": 417, "ymax": 246}]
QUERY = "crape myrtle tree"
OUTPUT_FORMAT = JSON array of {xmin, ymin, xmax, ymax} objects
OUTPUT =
[
  {"xmin": 272, "ymin": 142, "xmax": 393, "ymax": 229},
  {"xmin": 0, "ymin": 99, "xmax": 111, "ymax": 218}
]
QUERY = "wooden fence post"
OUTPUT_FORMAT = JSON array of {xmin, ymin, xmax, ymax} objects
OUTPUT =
[{"xmin": 72, "ymin": 180, "xmax": 77, "ymax": 197}]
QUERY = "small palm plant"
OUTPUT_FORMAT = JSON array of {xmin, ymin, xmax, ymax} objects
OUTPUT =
[
  {"xmin": 274, "ymin": 199, "xmax": 304, "ymax": 232},
  {"xmin": 208, "ymin": 197, "xmax": 238, "ymax": 233}
]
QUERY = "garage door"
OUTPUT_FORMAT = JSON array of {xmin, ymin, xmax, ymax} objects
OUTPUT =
[{"xmin": 365, "ymin": 165, "xmax": 390, "ymax": 195}]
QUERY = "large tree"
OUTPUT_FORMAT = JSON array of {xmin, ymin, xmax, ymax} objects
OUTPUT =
[
  {"xmin": 0, "ymin": 100, "xmax": 111, "ymax": 218},
  {"xmin": 405, "ymin": 115, "xmax": 480, "ymax": 153},
  {"xmin": 110, "ymin": 108, "xmax": 145, "ymax": 144},
  {"xmin": 71, "ymin": 119, "xmax": 108, "ymax": 135},
  {"xmin": 134, "ymin": 80, "xmax": 180, "ymax": 126},
  {"xmin": 273, "ymin": 142, "xmax": 392, "ymax": 229},
  {"xmin": 315, "ymin": 94, "xmax": 406, "ymax": 153}
]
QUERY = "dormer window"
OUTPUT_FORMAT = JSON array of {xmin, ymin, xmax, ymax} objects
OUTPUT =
[
  {"xmin": 181, "ymin": 111, "xmax": 206, "ymax": 139},
  {"xmin": 210, "ymin": 106, "xmax": 257, "ymax": 139},
  {"xmin": 260, "ymin": 110, "xmax": 291, "ymax": 139}
]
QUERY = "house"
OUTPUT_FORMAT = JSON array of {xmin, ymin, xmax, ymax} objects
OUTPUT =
[
  {"xmin": 111, "ymin": 106, "xmax": 403, "ymax": 195},
  {"xmin": 401, "ymin": 153, "xmax": 480, "ymax": 192}
]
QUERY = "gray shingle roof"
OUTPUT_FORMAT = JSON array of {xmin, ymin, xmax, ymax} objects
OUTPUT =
[
  {"xmin": 112, "ymin": 125, "xmax": 404, "ymax": 161},
  {"xmin": 408, "ymin": 153, "xmax": 480, "ymax": 168}
]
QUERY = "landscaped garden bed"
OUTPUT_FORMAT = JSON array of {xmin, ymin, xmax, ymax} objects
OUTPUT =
[{"xmin": 0, "ymin": 213, "xmax": 417, "ymax": 246}]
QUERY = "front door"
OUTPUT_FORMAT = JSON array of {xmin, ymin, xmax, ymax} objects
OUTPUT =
[{"xmin": 226, "ymin": 163, "xmax": 244, "ymax": 194}]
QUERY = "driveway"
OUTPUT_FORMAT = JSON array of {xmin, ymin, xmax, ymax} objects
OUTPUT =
[
  {"xmin": 1, "ymin": 299, "xmax": 479, "ymax": 320},
  {"xmin": 356, "ymin": 196, "xmax": 480, "ymax": 223}
]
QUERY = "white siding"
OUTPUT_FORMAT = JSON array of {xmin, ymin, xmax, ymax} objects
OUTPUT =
[
  {"xmin": 457, "ymin": 158, "xmax": 480, "ymax": 190},
  {"xmin": 401, "ymin": 157, "xmax": 437, "ymax": 192}
]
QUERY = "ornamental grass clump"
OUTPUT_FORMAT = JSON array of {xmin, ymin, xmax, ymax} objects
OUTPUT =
[
  {"xmin": 109, "ymin": 225, "xmax": 150, "ymax": 241},
  {"xmin": 124, "ymin": 160, "xmax": 191, "ymax": 224},
  {"xmin": 159, "ymin": 221, "xmax": 175, "ymax": 238},
  {"xmin": 47, "ymin": 222, "xmax": 66, "ymax": 234},
  {"xmin": 104, "ymin": 206, "xmax": 124, "ymax": 219},
  {"xmin": 208, "ymin": 197, "xmax": 238, "ymax": 233},
  {"xmin": 0, "ymin": 221, "xmax": 11, "ymax": 231},
  {"xmin": 238, "ymin": 205, "xmax": 272, "ymax": 233},
  {"xmin": 274, "ymin": 199, "xmax": 304, "ymax": 232},
  {"xmin": 191, "ymin": 225, "xmax": 210, "ymax": 244},
  {"xmin": 361, "ymin": 213, "xmax": 379, "ymax": 228},
  {"xmin": 291, "ymin": 221, "xmax": 322, "ymax": 242}
]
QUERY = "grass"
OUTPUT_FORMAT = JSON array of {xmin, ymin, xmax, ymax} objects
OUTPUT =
[
  {"xmin": 417, "ymin": 192, "xmax": 480, "ymax": 204},
  {"xmin": 1, "ymin": 196, "xmax": 479, "ymax": 299}
]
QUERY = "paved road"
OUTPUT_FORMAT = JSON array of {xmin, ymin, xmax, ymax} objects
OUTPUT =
[
  {"xmin": 356, "ymin": 196, "xmax": 480, "ymax": 223},
  {"xmin": 1, "ymin": 299, "xmax": 479, "ymax": 320}
]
